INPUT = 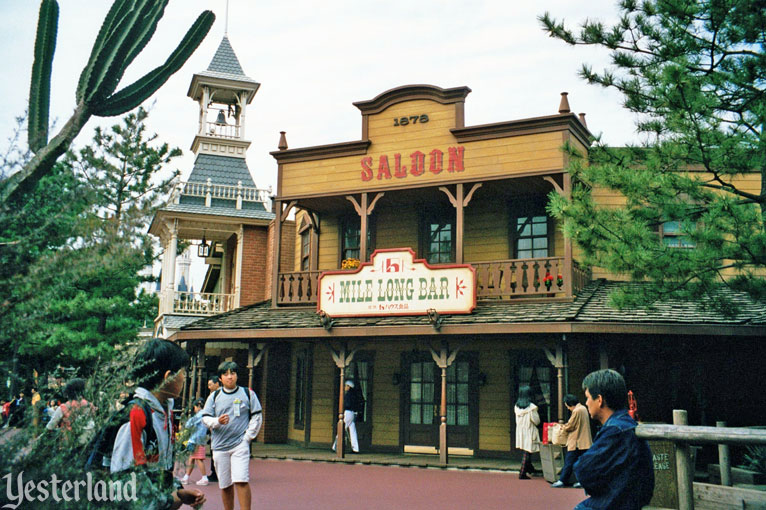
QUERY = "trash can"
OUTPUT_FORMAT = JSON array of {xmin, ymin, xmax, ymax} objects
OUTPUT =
[{"xmin": 538, "ymin": 442, "xmax": 566, "ymax": 483}]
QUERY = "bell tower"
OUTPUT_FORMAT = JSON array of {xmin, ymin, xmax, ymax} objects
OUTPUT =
[{"xmin": 187, "ymin": 36, "xmax": 260, "ymax": 161}]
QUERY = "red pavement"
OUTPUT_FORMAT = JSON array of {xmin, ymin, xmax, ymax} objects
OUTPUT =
[{"xmin": 180, "ymin": 458, "xmax": 586, "ymax": 510}]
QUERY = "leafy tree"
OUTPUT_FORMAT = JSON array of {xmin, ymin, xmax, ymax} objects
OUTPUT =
[
  {"xmin": 540, "ymin": 0, "xmax": 766, "ymax": 312},
  {"xmin": 1, "ymin": 109, "xmax": 179, "ymax": 375}
]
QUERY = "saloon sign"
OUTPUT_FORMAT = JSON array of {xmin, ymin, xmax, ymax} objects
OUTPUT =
[{"xmin": 318, "ymin": 248, "xmax": 476, "ymax": 318}]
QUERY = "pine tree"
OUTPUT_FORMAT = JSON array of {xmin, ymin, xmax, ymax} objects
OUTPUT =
[{"xmin": 540, "ymin": 0, "xmax": 766, "ymax": 312}]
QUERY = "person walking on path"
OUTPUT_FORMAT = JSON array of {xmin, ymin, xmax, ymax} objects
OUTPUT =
[
  {"xmin": 551, "ymin": 394, "xmax": 592, "ymax": 488},
  {"xmin": 331, "ymin": 380, "xmax": 360, "ymax": 454},
  {"xmin": 573, "ymin": 369, "xmax": 654, "ymax": 510},
  {"xmin": 201, "ymin": 361, "xmax": 263, "ymax": 510},
  {"xmin": 181, "ymin": 398, "xmax": 209, "ymax": 486},
  {"xmin": 514, "ymin": 385, "xmax": 541, "ymax": 479}
]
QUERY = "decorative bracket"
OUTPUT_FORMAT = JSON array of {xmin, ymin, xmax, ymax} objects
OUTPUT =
[{"xmin": 543, "ymin": 176, "xmax": 564, "ymax": 196}]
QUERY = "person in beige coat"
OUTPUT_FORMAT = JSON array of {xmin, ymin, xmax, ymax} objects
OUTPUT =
[
  {"xmin": 551, "ymin": 394, "xmax": 593, "ymax": 488},
  {"xmin": 514, "ymin": 385, "xmax": 541, "ymax": 479}
]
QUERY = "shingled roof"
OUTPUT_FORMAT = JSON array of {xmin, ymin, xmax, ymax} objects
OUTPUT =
[
  {"xmin": 196, "ymin": 36, "xmax": 258, "ymax": 84},
  {"xmin": 180, "ymin": 280, "xmax": 766, "ymax": 333},
  {"xmin": 186, "ymin": 154, "xmax": 256, "ymax": 187}
]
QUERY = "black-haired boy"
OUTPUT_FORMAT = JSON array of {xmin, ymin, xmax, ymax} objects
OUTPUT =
[
  {"xmin": 110, "ymin": 338, "xmax": 205, "ymax": 510},
  {"xmin": 202, "ymin": 361, "xmax": 262, "ymax": 510}
]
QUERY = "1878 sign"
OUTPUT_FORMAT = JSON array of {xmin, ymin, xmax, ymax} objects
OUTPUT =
[{"xmin": 317, "ymin": 248, "xmax": 476, "ymax": 317}]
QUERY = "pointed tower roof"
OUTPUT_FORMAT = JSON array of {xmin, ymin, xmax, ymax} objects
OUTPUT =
[
  {"xmin": 207, "ymin": 36, "xmax": 246, "ymax": 77},
  {"xmin": 187, "ymin": 36, "xmax": 260, "ymax": 103}
]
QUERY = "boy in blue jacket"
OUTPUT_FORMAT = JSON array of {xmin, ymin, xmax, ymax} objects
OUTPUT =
[{"xmin": 573, "ymin": 369, "xmax": 654, "ymax": 510}]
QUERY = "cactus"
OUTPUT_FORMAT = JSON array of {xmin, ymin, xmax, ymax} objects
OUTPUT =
[
  {"xmin": 1, "ymin": 0, "xmax": 215, "ymax": 204},
  {"xmin": 28, "ymin": 0, "xmax": 58, "ymax": 153}
]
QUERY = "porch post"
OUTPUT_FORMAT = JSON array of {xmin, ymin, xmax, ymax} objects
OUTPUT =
[
  {"xmin": 270, "ymin": 200, "xmax": 283, "ymax": 309},
  {"xmin": 337, "ymin": 364, "xmax": 346, "ymax": 458},
  {"xmin": 187, "ymin": 341, "xmax": 197, "ymax": 408},
  {"xmin": 455, "ymin": 183, "xmax": 464, "ymax": 264},
  {"xmin": 439, "ymin": 366, "xmax": 448, "ymax": 464},
  {"xmin": 544, "ymin": 344, "xmax": 566, "ymax": 422},
  {"xmin": 195, "ymin": 342, "xmax": 205, "ymax": 400},
  {"xmin": 164, "ymin": 220, "xmax": 178, "ymax": 314},
  {"xmin": 234, "ymin": 225, "xmax": 244, "ymax": 308},
  {"xmin": 360, "ymin": 193, "xmax": 368, "ymax": 263}
]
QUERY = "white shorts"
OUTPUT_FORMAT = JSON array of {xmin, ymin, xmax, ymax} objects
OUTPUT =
[{"xmin": 212, "ymin": 441, "xmax": 251, "ymax": 489}]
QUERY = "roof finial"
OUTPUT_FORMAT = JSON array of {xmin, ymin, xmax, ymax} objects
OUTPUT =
[
  {"xmin": 225, "ymin": 0, "xmax": 229, "ymax": 36},
  {"xmin": 278, "ymin": 131, "xmax": 288, "ymax": 151},
  {"xmin": 558, "ymin": 92, "xmax": 570, "ymax": 114},
  {"xmin": 578, "ymin": 112, "xmax": 587, "ymax": 127}
]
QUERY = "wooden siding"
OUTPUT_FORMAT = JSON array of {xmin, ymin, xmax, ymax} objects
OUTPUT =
[
  {"xmin": 370, "ymin": 345, "xmax": 402, "ymax": 446},
  {"xmin": 309, "ymin": 349, "xmax": 336, "ymax": 444},
  {"xmin": 477, "ymin": 342, "xmax": 511, "ymax": 452},
  {"xmin": 318, "ymin": 217, "xmax": 340, "ymax": 271},
  {"xmin": 367, "ymin": 100, "xmax": 457, "ymax": 148},
  {"xmin": 374, "ymin": 202, "xmax": 419, "ymax": 253},
  {"xmin": 464, "ymin": 200, "xmax": 509, "ymax": 262},
  {"xmin": 281, "ymin": 116, "xmax": 564, "ymax": 197}
]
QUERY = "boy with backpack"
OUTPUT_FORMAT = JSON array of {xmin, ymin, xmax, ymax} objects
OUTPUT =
[
  {"xmin": 109, "ymin": 338, "xmax": 205, "ymax": 510},
  {"xmin": 201, "ymin": 361, "xmax": 262, "ymax": 510}
]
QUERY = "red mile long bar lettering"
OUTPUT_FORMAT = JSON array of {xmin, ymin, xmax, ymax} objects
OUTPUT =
[{"xmin": 360, "ymin": 146, "xmax": 464, "ymax": 182}]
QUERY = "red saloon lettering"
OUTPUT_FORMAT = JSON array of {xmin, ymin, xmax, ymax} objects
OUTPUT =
[{"xmin": 360, "ymin": 146, "xmax": 465, "ymax": 182}]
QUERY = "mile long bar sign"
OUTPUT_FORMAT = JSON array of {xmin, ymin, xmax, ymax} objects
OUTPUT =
[{"xmin": 317, "ymin": 248, "xmax": 476, "ymax": 318}]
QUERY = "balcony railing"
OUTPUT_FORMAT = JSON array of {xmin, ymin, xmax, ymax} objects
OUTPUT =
[
  {"xmin": 276, "ymin": 257, "xmax": 592, "ymax": 306},
  {"xmin": 277, "ymin": 270, "xmax": 321, "ymax": 306},
  {"xmin": 172, "ymin": 291, "xmax": 234, "ymax": 315},
  {"xmin": 170, "ymin": 179, "xmax": 272, "ymax": 210},
  {"xmin": 203, "ymin": 121, "xmax": 240, "ymax": 139}
]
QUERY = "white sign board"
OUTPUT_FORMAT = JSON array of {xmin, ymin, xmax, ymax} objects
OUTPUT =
[{"xmin": 317, "ymin": 248, "xmax": 476, "ymax": 317}]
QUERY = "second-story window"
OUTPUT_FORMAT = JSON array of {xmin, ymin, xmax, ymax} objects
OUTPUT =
[
  {"xmin": 510, "ymin": 198, "xmax": 551, "ymax": 259},
  {"xmin": 340, "ymin": 215, "xmax": 374, "ymax": 263},
  {"xmin": 300, "ymin": 229, "xmax": 311, "ymax": 271},
  {"xmin": 658, "ymin": 221, "xmax": 696, "ymax": 249},
  {"xmin": 421, "ymin": 208, "xmax": 455, "ymax": 264}
]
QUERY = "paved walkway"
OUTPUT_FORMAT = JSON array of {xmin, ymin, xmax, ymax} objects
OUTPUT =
[{"xmin": 182, "ymin": 457, "xmax": 586, "ymax": 510}]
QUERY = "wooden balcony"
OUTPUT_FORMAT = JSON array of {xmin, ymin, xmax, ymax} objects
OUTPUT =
[
  {"xmin": 172, "ymin": 291, "xmax": 234, "ymax": 315},
  {"xmin": 276, "ymin": 257, "xmax": 591, "ymax": 306}
]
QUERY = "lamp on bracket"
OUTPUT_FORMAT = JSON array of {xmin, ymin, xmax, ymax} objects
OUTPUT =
[
  {"xmin": 318, "ymin": 310, "xmax": 335, "ymax": 331},
  {"xmin": 426, "ymin": 308, "xmax": 443, "ymax": 331},
  {"xmin": 197, "ymin": 231, "xmax": 211, "ymax": 258}
]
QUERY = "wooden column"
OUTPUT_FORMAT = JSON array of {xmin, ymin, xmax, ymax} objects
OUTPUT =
[
  {"xmin": 271, "ymin": 201, "xmax": 283, "ymax": 309},
  {"xmin": 430, "ymin": 341, "xmax": 461, "ymax": 465},
  {"xmin": 247, "ymin": 343, "xmax": 267, "ymax": 390},
  {"xmin": 455, "ymin": 184, "xmax": 464, "ymax": 264},
  {"xmin": 439, "ymin": 183, "xmax": 481, "ymax": 265},
  {"xmin": 346, "ymin": 193, "xmax": 384, "ymax": 264},
  {"xmin": 544, "ymin": 344, "xmax": 566, "ymax": 421},
  {"xmin": 187, "ymin": 342, "xmax": 197, "ymax": 408},
  {"xmin": 673, "ymin": 410, "xmax": 694, "ymax": 510},
  {"xmin": 329, "ymin": 342, "xmax": 360, "ymax": 458},
  {"xmin": 195, "ymin": 342, "xmax": 205, "ymax": 400},
  {"xmin": 234, "ymin": 225, "xmax": 244, "ymax": 308},
  {"xmin": 717, "ymin": 421, "xmax": 732, "ymax": 486},
  {"xmin": 360, "ymin": 193, "xmax": 368, "ymax": 263}
]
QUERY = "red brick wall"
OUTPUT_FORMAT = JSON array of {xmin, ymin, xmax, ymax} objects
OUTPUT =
[{"xmin": 240, "ymin": 226, "xmax": 270, "ymax": 306}]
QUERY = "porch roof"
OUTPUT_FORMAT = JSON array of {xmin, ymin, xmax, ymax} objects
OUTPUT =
[{"xmin": 176, "ymin": 280, "xmax": 766, "ymax": 338}]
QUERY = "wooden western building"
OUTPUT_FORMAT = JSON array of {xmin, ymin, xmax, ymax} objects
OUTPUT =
[{"xmin": 154, "ymin": 37, "xmax": 766, "ymax": 462}]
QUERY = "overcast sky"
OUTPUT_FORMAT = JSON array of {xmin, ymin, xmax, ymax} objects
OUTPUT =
[{"xmin": 1, "ymin": 0, "xmax": 636, "ymax": 288}]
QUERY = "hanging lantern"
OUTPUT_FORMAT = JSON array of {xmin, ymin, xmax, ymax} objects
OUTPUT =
[{"xmin": 198, "ymin": 233, "xmax": 211, "ymax": 258}]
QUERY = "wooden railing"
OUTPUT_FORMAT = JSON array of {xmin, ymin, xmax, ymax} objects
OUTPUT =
[
  {"xmin": 277, "ymin": 270, "xmax": 321, "ymax": 306},
  {"xmin": 172, "ymin": 291, "xmax": 234, "ymax": 315},
  {"xmin": 204, "ymin": 120, "xmax": 240, "ymax": 139},
  {"xmin": 473, "ymin": 257, "xmax": 567, "ymax": 299},
  {"xmin": 276, "ymin": 256, "xmax": 592, "ymax": 306},
  {"xmin": 637, "ymin": 409, "xmax": 766, "ymax": 510}
]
